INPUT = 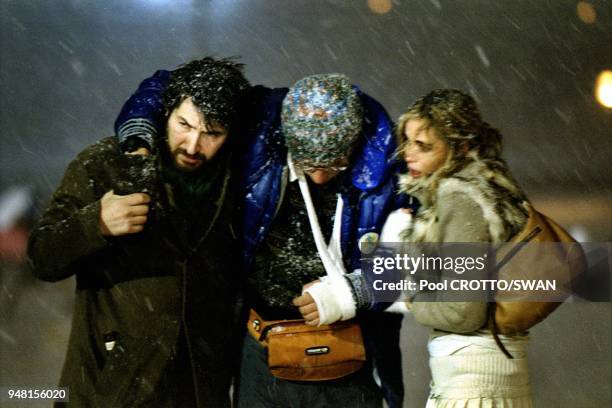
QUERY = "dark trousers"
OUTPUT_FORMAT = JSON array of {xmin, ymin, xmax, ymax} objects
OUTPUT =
[{"xmin": 236, "ymin": 333, "xmax": 382, "ymax": 408}]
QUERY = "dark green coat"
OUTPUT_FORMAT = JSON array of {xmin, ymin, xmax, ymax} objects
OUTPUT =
[{"xmin": 28, "ymin": 137, "xmax": 243, "ymax": 407}]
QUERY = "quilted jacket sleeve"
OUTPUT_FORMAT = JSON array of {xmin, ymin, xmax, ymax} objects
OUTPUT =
[{"xmin": 114, "ymin": 70, "xmax": 170, "ymax": 153}]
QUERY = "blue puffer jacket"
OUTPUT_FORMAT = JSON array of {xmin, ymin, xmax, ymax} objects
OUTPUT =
[{"xmin": 115, "ymin": 73, "xmax": 413, "ymax": 408}]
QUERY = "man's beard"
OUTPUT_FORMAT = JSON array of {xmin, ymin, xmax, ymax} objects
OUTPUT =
[{"xmin": 172, "ymin": 148, "xmax": 208, "ymax": 172}]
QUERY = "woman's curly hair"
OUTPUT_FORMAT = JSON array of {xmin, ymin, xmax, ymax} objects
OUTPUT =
[{"xmin": 396, "ymin": 89, "xmax": 502, "ymax": 162}]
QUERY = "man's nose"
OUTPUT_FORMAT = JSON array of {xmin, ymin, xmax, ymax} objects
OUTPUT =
[{"xmin": 185, "ymin": 132, "xmax": 200, "ymax": 155}]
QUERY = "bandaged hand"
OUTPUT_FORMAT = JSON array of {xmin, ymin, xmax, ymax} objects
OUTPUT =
[{"xmin": 293, "ymin": 275, "xmax": 356, "ymax": 326}]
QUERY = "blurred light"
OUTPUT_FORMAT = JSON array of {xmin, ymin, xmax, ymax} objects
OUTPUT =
[
  {"xmin": 595, "ymin": 70, "xmax": 612, "ymax": 108},
  {"xmin": 368, "ymin": 0, "xmax": 392, "ymax": 14},
  {"xmin": 576, "ymin": 2, "xmax": 596, "ymax": 24},
  {"xmin": 0, "ymin": 186, "xmax": 33, "ymax": 231},
  {"xmin": 568, "ymin": 226, "xmax": 589, "ymax": 243}
]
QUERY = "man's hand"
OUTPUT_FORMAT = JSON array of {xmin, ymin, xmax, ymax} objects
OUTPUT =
[
  {"xmin": 126, "ymin": 147, "xmax": 151, "ymax": 156},
  {"xmin": 99, "ymin": 190, "xmax": 151, "ymax": 236},
  {"xmin": 293, "ymin": 280, "xmax": 320, "ymax": 326}
]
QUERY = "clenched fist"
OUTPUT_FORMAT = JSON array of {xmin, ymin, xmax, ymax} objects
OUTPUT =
[{"xmin": 99, "ymin": 190, "xmax": 151, "ymax": 236}]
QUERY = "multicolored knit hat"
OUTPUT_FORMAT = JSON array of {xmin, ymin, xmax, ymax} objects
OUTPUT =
[{"xmin": 281, "ymin": 74, "xmax": 363, "ymax": 167}]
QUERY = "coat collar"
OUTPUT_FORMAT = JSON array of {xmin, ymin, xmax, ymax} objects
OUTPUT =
[{"xmin": 349, "ymin": 88, "xmax": 397, "ymax": 191}]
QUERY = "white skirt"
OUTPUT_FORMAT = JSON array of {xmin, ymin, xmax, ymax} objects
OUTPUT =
[{"xmin": 425, "ymin": 331, "xmax": 533, "ymax": 408}]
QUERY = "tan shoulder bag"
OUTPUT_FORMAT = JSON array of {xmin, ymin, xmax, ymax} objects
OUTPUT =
[{"xmin": 490, "ymin": 205, "xmax": 587, "ymax": 356}]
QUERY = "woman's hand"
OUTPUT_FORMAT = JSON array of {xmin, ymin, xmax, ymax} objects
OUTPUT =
[{"xmin": 380, "ymin": 208, "xmax": 414, "ymax": 242}]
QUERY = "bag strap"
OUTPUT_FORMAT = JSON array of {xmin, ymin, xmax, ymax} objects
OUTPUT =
[
  {"xmin": 287, "ymin": 153, "xmax": 346, "ymax": 278},
  {"xmin": 488, "ymin": 303, "xmax": 514, "ymax": 359},
  {"xmin": 496, "ymin": 226, "xmax": 542, "ymax": 269},
  {"xmin": 489, "ymin": 223, "xmax": 543, "ymax": 359}
]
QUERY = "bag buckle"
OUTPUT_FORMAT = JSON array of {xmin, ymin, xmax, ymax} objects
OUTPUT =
[{"xmin": 252, "ymin": 319, "xmax": 261, "ymax": 332}]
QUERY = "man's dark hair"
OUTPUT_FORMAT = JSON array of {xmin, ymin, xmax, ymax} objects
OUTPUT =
[{"xmin": 162, "ymin": 57, "xmax": 250, "ymax": 131}]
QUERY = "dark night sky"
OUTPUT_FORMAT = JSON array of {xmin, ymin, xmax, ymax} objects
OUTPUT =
[{"xmin": 1, "ymin": 1, "xmax": 611, "ymax": 195}]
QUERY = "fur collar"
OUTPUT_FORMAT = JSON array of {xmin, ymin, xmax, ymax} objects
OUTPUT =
[{"xmin": 399, "ymin": 154, "xmax": 529, "ymax": 243}]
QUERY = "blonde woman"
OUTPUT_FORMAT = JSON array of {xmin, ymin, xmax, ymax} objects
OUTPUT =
[{"xmin": 396, "ymin": 89, "xmax": 532, "ymax": 407}]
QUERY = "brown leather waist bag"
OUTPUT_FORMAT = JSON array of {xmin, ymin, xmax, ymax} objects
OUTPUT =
[{"xmin": 247, "ymin": 309, "xmax": 366, "ymax": 381}]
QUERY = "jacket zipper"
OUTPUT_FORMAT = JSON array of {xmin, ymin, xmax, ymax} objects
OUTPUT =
[
  {"xmin": 181, "ymin": 259, "xmax": 202, "ymax": 407},
  {"xmin": 178, "ymin": 164, "xmax": 232, "ymax": 407}
]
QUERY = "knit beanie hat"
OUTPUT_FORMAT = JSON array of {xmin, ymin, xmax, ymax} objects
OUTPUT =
[{"xmin": 281, "ymin": 74, "xmax": 363, "ymax": 167}]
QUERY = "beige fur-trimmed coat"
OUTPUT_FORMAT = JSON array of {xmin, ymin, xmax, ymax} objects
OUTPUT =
[{"xmin": 400, "ymin": 155, "xmax": 529, "ymax": 333}]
